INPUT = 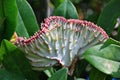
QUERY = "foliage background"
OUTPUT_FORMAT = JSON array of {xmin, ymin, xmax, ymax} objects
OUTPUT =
[{"xmin": 0, "ymin": 0, "xmax": 120, "ymax": 80}]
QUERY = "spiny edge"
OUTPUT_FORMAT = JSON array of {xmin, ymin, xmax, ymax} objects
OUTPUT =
[{"xmin": 16, "ymin": 16, "xmax": 109, "ymax": 46}]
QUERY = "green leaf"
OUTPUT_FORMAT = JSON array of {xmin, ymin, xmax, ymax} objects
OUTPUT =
[
  {"xmin": 0, "ymin": 69, "xmax": 25, "ymax": 80},
  {"xmin": 0, "ymin": 0, "xmax": 18, "ymax": 41},
  {"xmin": 0, "ymin": 48, "xmax": 4, "ymax": 64},
  {"xmin": 48, "ymin": 68, "xmax": 68, "ymax": 80},
  {"xmin": 0, "ymin": 0, "xmax": 5, "ymax": 42},
  {"xmin": 84, "ymin": 44, "xmax": 120, "ymax": 78},
  {"xmin": 0, "ymin": 17, "xmax": 5, "ymax": 26},
  {"xmin": 16, "ymin": 0, "xmax": 39, "ymax": 36},
  {"xmin": 44, "ymin": 67, "xmax": 55, "ymax": 77},
  {"xmin": 16, "ymin": 12, "xmax": 29, "ymax": 38},
  {"xmin": 104, "ymin": 38, "xmax": 120, "ymax": 46},
  {"xmin": 71, "ymin": 0, "xmax": 82, "ymax": 4},
  {"xmin": 51, "ymin": 0, "xmax": 65, "ymax": 7},
  {"xmin": 97, "ymin": 0, "xmax": 120, "ymax": 35},
  {"xmin": 54, "ymin": 0, "xmax": 78, "ymax": 19},
  {"xmin": 101, "ymin": 38, "xmax": 120, "ymax": 49},
  {"xmin": 76, "ymin": 78, "xmax": 86, "ymax": 80},
  {"xmin": 1, "ymin": 40, "xmax": 39, "ymax": 80},
  {"xmin": 0, "ymin": 17, "xmax": 6, "ymax": 42},
  {"xmin": 89, "ymin": 68, "xmax": 107, "ymax": 80},
  {"xmin": 0, "ymin": 0, "xmax": 4, "ymax": 29}
]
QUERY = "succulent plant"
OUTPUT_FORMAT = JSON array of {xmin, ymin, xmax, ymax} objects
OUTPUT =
[{"xmin": 15, "ymin": 16, "xmax": 109, "ymax": 72}]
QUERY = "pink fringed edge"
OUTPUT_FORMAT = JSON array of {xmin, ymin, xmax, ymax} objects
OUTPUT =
[
  {"xmin": 67, "ymin": 19, "xmax": 109, "ymax": 39},
  {"xmin": 16, "ymin": 16, "xmax": 109, "ymax": 45}
]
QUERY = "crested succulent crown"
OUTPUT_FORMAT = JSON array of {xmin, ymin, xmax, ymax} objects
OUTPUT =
[{"xmin": 16, "ymin": 16, "xmax": 109, "ymax": 71}]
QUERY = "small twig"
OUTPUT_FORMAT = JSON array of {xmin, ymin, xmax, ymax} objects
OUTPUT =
[{"xmin": 68, "ymin": 55, "xmax": 78, "ymax": 76}]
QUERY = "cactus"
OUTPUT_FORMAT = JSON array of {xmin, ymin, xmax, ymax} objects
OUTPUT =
[{"xmin": 16, "ymin": 16, "xmax": 109, "ymax": 71}]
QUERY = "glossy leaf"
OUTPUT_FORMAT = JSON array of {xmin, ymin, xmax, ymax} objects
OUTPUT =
[
  {"xmin": 0, "ymin": 0, "xmax": 4, "ymax": 24},
  {"xmin": 0, "ymin": 69, "xmax": 25, "ymax": 80},
  {"xmin": 16, "ymin": 12, "xmax": 29, "ymax": 38},
  {"xmin": 89, "ymin": 68, "xmax": 107, "ymax": 80},
  {"xmin": 54, "ymin": 0, "xmax": 78, "ymax": 19},
  {"xmin": 71, "ymin": 0, "xmax": 82, "ymax": 4},
  {"xmin": 76, "ymin": 78, "xmax": 86, "ymax": 80},
  {"xmin": 0, "ymin": 18, "xmax": 5, "ymax": 43},
  {"xmin": 44, "ymin": 67, "xmax": 55, "ymax": 77},
  {"xmin": 97, "ymin": 0, "xmax": 120, "ymax": 35},
  {"xmin": 101, "ymin": 38, "xmax": 120, "ymax": 49},
  {"xmin": 0, "ymin": 48, "xmax": 4, "ymax": 64},
  {"xmin": 0, "ymin": 18, "xmax": 5, "ymax": 26},
  {"xmin": 51, "ymin": 0, "xmax": 65, "ymax": 7},
  {"xmin": 0, "ymin": 0, "xmax": 5, "ymax": 42},
  {"xmin": 48, "ymin": 68, "xmax": 68, "ymax": 80},
  {"xmin": 16, "ymin": 0, "xmax": 39, "ymax": 36},
  {"xmin": 84, "ymin": 44, "xmax": 120, "ymax": 78},
  {"xmin": 0, "ymin": 0, "xmax": 18, "ymax": 41},
  {"xmin": 1, "ymin": 40, "xmax": 39, "ymax": 80}
]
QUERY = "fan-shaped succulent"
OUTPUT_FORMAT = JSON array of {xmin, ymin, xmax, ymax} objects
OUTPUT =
[{"xmin": 16, "ymin": 16, "xmax": 109, "ymax": 71}]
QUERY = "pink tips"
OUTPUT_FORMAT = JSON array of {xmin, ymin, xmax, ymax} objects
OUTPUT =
[
  {"xmin": 67, "ymin": 19, "xmax": 109, "ymax": 39},
  {"xmin": 42, "ymin": 16, "xmax": 109, "ymax": 39},
  {"xmin": 42, "ymin": 16, "xmax": 66, "ymax": 30},
  {"xmin": 16, "ymin": 37, "xmax": 25, "ymax": 44},
  {"xmin": 16, "ymin": 16, "xmax": 109, "ymax": 45}
]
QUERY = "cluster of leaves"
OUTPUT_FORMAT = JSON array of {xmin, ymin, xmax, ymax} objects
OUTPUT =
[{"xmin": 0, "ymin": 0, "xmax": 120, "ymax": 80}]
